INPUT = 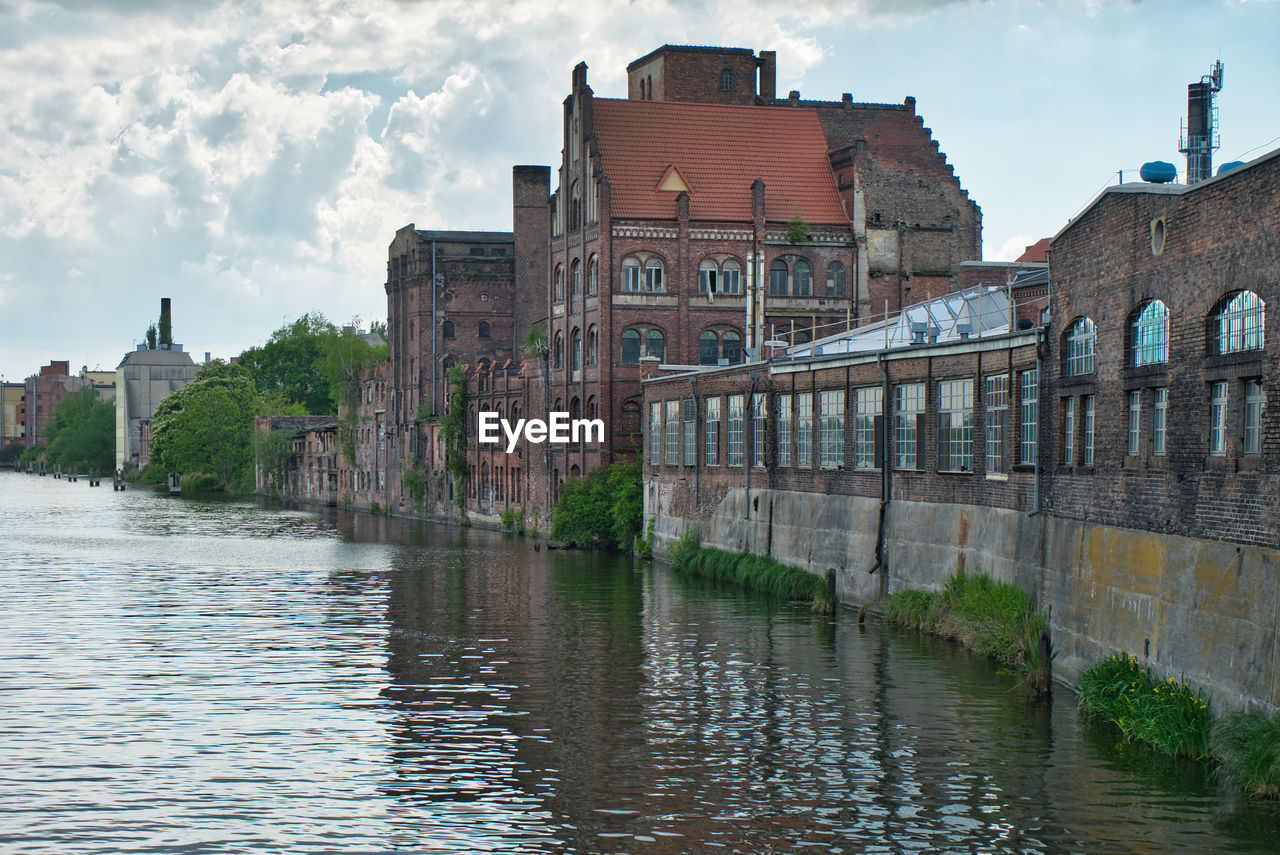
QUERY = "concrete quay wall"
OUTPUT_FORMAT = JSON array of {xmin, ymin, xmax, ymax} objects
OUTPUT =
[{"xmin": 648, "ymin": 484, "xmax": 1280, "ymax": 712}]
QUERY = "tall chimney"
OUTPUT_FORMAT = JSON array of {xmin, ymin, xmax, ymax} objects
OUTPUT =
[
  {"xmin": 758, "ymin": 51, "xmax": 777, "ymax": 101},
  {"xmin": 159, "ymin": 297, "xmax": 172, "ymax": 348}
]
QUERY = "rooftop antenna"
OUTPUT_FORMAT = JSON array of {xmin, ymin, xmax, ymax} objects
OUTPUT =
[{"xmin": 1179, "ymin": 59, "xmax": 1223, "ymax": 184}]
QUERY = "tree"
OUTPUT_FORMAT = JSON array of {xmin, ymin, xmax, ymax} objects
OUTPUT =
[
  {"xmin": 238, "ymin": 313, "xmax": 336, "ymax": 415},
  {"xmin": 150, "ymin": 362, "xmax": 259, "ymax": 491},
  {"xmin": 42, "ymin": 385, "xmax": 114, "ymax": 474},
  {"xmin": 145, "ymin": 323, "xmax": 158, "ymax": 350},
  {"xmin": 550, "ymin": 461, "xmax": 642, "ymax": 550}
]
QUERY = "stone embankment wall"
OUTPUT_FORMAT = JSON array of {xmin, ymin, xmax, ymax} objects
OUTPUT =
[{"xmin": 648, "ymin": 484, "xmax": 1280, "ymax": 713}]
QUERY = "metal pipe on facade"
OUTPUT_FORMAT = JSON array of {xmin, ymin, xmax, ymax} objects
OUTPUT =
[
  {"xmin": 1029, "ymin": 329, "xmax": 1044, "ymax": 516},
  {"xmin": 431, "ymin": 240, "xmax": 438, "ymax": 417}
]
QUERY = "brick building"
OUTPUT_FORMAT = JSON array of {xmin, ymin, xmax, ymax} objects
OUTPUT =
[{"xmin": 24, "ymin": 361, "xmax": 86, "ymax": 448}]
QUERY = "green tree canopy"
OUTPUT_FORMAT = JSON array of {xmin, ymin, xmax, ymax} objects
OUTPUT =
[
  {"xmin": 150, "ymin": 364, "xmax": 259, "ymax": 490},
  {"xmin": 237, "ymin": 313, "xmax": 336, "ymax": 415},
  {"xmin": 550, "ymin": 461, "xmax": 642, "ymax": 551},
  {"xmin": 41, "ymin": 385, "xmax": 114, "ymax": 474}
]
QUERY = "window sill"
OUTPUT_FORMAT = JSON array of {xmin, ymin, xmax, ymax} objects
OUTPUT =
[
  {"xmin": 985, "ymin": 472, "xmax": 1009, "ymax": 481},
  {"xmin": 937, "ymin": 469, "xmax": 974, "ymax": 476}
]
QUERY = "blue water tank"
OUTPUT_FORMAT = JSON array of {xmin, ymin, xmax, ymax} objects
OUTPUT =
[
  {"xmin": 1139, "ymin": 161, "xmax": 1177, "ymax": 183},
  {"xmin": 1217, "ymin": 161, "xmax": 1246, "ymax": 176}
]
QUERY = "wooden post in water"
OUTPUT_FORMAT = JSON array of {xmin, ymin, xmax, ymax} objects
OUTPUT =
[{"xmin": 168, "ymin": 472, "xmax": 181, "ymax": 494}]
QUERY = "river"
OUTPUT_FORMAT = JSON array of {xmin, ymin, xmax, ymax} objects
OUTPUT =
[{"xmin": 1, "ymin": 472, "xmax": 1277, "ymax": 853}]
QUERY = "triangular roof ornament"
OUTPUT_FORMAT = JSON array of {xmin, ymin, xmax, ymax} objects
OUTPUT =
[{"xmin": 656, "ymin": 165, "xmax": 691, "ymax": 193}]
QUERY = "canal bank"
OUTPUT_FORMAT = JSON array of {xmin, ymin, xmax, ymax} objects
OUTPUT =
[{"xmin": 647, "ymin": 486, "xmax": 1280, "ymax": 714}]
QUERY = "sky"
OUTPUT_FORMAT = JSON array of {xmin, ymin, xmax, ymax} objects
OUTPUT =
[{"xmin": 1, "ymin": 0, "xmax": 1277, "ymax": 382}]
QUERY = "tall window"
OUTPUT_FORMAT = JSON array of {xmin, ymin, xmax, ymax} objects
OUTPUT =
[
  {"xmin": 1210, "ymin": 381, "xmax": 1229, "ymax": 455},
  {"xmin": 553, "ymin": 331, "xmax": 564, "ymax": 369},
  {"xmin": 587, "ymin": 326, "xmax": 598, "ymax": 366},
  {"xmin": 854, "ymin": 387, "xmax": 883, "ymax": 470},
  {"xmin": 1131, "ymin": 300, "xmax": 1169, "ymax": 366},
  {"xmin": 1019, "ymin": 369, "xmax": 1038, "ymax": 465},
  {"xmin": 706, "ymin": 397, "xmax": 721, "ymax": 465},
  {"xmin": 1244, "ymin": 380, "xmax": 1265, "ymax": 456},
  {"xmin": 719, "ymin": 67, "xmax": 733, "ymax": 91},
  {"xmin": 1153, "ymin": 388, "xmax": 1167, "ymax": 455},
  {"xmin": 649, "ymin": 402, "xmax": 662, "ymax": 465},
  {"xmin": 622, "ymin": 401, "xmax": 641, "ymax": 435},
  {"xmin": 1214, "ymin": 291, "xmax": 1265, "ymax": 354},
  {"xmin": 699, "ymin": 331, "xmax": 719, "ymax": 364},
  {"xmin": 769, "ymin": 260, "xmax": 789, "ymax": 295},
  {"xmin": 587, "ymin": 256, "xmax": 598, "ymax": 295},
  {"xmin": 570, "ymin": 328, "xmax": 582, "ymax": 372},
  {"xmin": 1083, "ymin": 395, "xmax": 1095, "ymax": 466},
  {"xmin": 722, "ymin": 331, "xmax": 742, "ymax": 364},
  {"xmin": 777, "ymin": 394, "xmax": 792, "ymax": 467},
  {"xmin": 727, "ymin": 395, "xmax": 744, "ymax": 467},
  {"xmin": 1065, "ymin": 318, "xmax": 1096, "ymax": 376},
  {"xmin": 621, "ymin": 329, "xmax": 641, "ymax": 363},
  {"xmin": 985, "ymin": 374, "xmax": 1008, "ymax": 474},
  {"xmin": 621, "ymin": 258, "xmax": 642, "ymax": 292},
  {"xmin": 938, "ymin": 379, "xmax": 973, "ymax": 472},
  {"xmin": 1128, "ymin": 391, "xmax": 1142, "ymax": 456},
  {"xmin": 554, "ymin": 264, "xmax": 565, "ymax": 302},
  {"xmin": 570, "ymin": 260, "xmax": 582, "ymax": 301},
  {"xmin": 826, "ymin": 262, "xmax": 845, "ymax": 298},
  {"xmin": 752, "ymin": 393, "xmax": 767, "ymax": 467},
  {"xmin": 1063, "ymin": 397, "xmax": 1076, "ymax": 465},
  {"xmin": 478, "ymin": 320, "xmax": 491, "ymax": 339},
  {"xmin": 645, "ymin": 258, "xmax": 664, "ymax": 292},
  {"xmin": 665, "ymin": 400, "xmax": 679, "ymax": 465},
  {"xmin": 792, "ymin": 259, "xmax": 812, "ymax": 296},
  {"xmin": 819, "ymin": 389, "xmax": 845, "ymax": 469},
  {"xmin": 683, "ymin": 399, "xmax": 697, "ymax": 465},
  {"xmin": 721, "ymin": 260, "xmax": 741, "ymax": 295},
  {"xmin": 895, "ymin": 383, "xmax": 925, "ymax": 470},
  {"xmin": 442, "ymin": 319, "xmax": 455, "ymax": 339},
  {"xmin": 645, "ymin": 329, "xmax": 665, "ymax": 361},
  {"xmin": 796, "ymin": 392, "xmax": 813, "ymax": 469},
  {"xmin": 699, "ymin": 260, "xmax": 719, "ymax": 294}
]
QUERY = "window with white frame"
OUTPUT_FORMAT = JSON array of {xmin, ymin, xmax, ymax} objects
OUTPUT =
[
  {"xmin": 1019, "ymin": 369, "xmax": 1038, "ymax": 465},
  {"xmin": 1214, "ymin": 291, "xmax": 1265, "ymax": 354},
  {"xmin": 895, "ymin": 383, "xmax": 925, "ymax": 470},
  {"xmin": 665, "ymin": 400, "xmax": 679, "ymax": 465},
  {"xmin": 1083, "ymin": 394, "xmax": 1096, "ymax": 466},
  {"xmin": 1131, "ymin": 300, "xmax": 1169, "ymax": 366},
  {"xmin": 985, "ymin": 374, "xmax": 1008, "ymax": 474},
  {"xmin": 1210, "ymin": 381, "xmax": 1229, "ymax": 456},
  {"xmin": 752, "ymin": 393, "xmax": 767, "ymax": 467},
  {"xmin": 1065, "ymin": 317, "xmax": 1096, "ymax": 376},
  {"xmin": 796, "ymin": 392, "xmax": 813, "ymax": 468},
  {"xmin": 621, "ymin": 257, "xmax": 642, "ymax": 292},
  {"xmin": 649, "ymin": 401, "xmax": 662, "ymax": 465},
  {"xmin": 938, "ymin": 379, "xmax": 973, "ymax": 472},
  {"xmin": 720, "ymin": 260, "xmax": 741, "ymax": 295},
  {"xmin": 1128, "ymin": 390, "xmax": 1142, "ymax": 456},
  {"xmin": 683, "ymin": 398, "xmax": 697, "ymax": 465},
  {"xmin": 645, "ymin": 258, "xmax": 664, "ymax": 292},
  {"xmin": 854, "ymin": 386, "xmax": 882, "ymax": 470},
  {"xmin": 1244, "ymin": 380, "xmax": 1265, "ymax": 456},
  {"xmin": 705, "ymin": 397, "xmax": 720, "ymax": 465},
  {"xmin": 727, "ymin": 394, "xmax": 744, "ymax": 467},
  {"xmin": 819, "ymin": 389, "xmax": 845, "ymax": 469},
  {"xmin": 777, "ymin": 394, "xmax": 792, "ymax": 467},
  {"xmin": 1063, "ymin": 397, "xmax": 1076, "ymax": 465},
  {"xmin": 1153, "ymin": 388, "xmax": 1167, "ymax": 455}
]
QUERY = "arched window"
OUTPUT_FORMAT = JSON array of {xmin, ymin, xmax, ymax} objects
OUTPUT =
[
  {"xmin": 1064, "ymin": 317, "xmax": 1096, "ymax": 376},
  {"xmin": 721, "ymin": 259, "xmax": 741, "ymax": 295},
  {"xmin": 553, "ymin": 331, "xmax": 564, "ymax": 369},
  {"xmin": 769, "ymin": 259, "xmax": 789, "ymax": 295},
  {"xmin": 722, "ymin": 330, "xmax": 742, "ymax": 364},
  {"xmin": 570, "ymin": 397, "xmax": 581, "ymax": 422},
  {"xmin": 621, "ymin": 328, "xmax": 641, "ymax": 363},
  {"xmin": 571, "ymin": 259, "xmax": 582, "ymax": 301},
  {"xmin": 622, "ymin": 400, "xmax": 641, "ymax": 434},
  {"xmin": 1130, "ymin": 300, "xmax": 1168, "ymax": 365},
  {"xmin": 794, "ymin": 330, "xmax": 812, "ymax": 345},
  {"xmin": 588, "ymin": 395, "xmax": 598, "ymax": 420},
  {"xmin": 587, "ymin": 325, "xmax": 598, "ymax": 366},
  {"xmin": 408, "ymin": 319, "xmax": 414, "ymax": 341},
  {"xmin": 621, "ymin": 257, "xmax": 642, "ymax": 292},
  {"xmin": 587, "ymin": 255, "xmax": 598, "ymax": 295},
  {"xmin": 442, "ymin": 320, "xmax": 455, "ymax": 339},
  {"xmin": 720, "ymin": 68, "xmax": 734, "ymax": 92},
  {"xmin": 647, "ymin": 75, "xmax": 653, "ymax": 99},
  {"xmin": 645, "ymin": 258, "xmax": 664, "ymax": 292},
  {"xmin": 699, "ymin": 259, "xmax": 718, "ymax": 294},
  {"xmin": 571, "ymin": 328, "xmax": 582, "ymax": 372},
  {"xmin": 1213, "ymin": 290, "xmax": 1265, "ymax": 354},
  {"xmin": 793, "ymin": 259, "xmax": 812, "ymax": 296},
  {"xmin": 570, "ymin": 181, "xmax": 581, "ymax": 230},
  {"xmin": 554, "ymin": 264, "xmax": 565, "ymax": 302},
  {"xmin": 478, "ymin": 320, "xmax": 491, "ymax": 339},
  {"xmin": 645, "ymin": 329, "xmax": 665, "ymax": 361},
  {"xmin": 699, "ymin": 330, "xmax": 719, "ymax": 364},
  {"xmin": 826, "ymin": 261, "xmax": 845, "ymax": 297}
]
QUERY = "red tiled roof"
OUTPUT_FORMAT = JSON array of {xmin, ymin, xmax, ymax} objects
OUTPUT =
[
  {"xmin": 592, "ymin": 98, "xmax": 848, "ymax": 225},
  {"xmin": 1016, "ymin": 238, "xmax": 1051, "ymax": 263}
]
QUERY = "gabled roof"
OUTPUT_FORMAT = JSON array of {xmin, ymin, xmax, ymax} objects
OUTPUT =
[
  {"xmin": 591, "ymin": 98, "xmax": 848, "ymax": 224},
  {"xmin": 1016, "ymin": 238, "xmax": 1050, "ymax": 263}
]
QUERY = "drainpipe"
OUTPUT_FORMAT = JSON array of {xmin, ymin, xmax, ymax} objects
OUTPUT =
[
  {"xmin": 431, "ymin": 240, "xmax": 438, "ymax": 416},
  {"xmin": 743, "ymin": 372, "xmax": 759, "ymax": 520},
  {"xmin": 1029, "ymin": 328, "xmax": 1044, "ymax": 516},
  {"xmin": 872, "ymin": 353, "xmax": 891, "ymax": 589},
  {"xmin": 689, "ymin": 377, "xmax": 700, "ymax": 507}
]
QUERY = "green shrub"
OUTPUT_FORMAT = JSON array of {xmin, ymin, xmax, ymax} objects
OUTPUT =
[
  {"xmin": 550, "ymin": 461, "xmax": 641, "ymax": 551},
  {"xmin": 1213, "ymin": 710, "xmax": 1280, "ymax": 799},
  {"xmin": 501, "ymin": 506, "xmax": 526, "ymax": 534},
  {"xmin": 1078, "ymin": 652, "xmax": 1211, "ymax": 760},
  {"xmin": 666, "ymin": 528, "xmax": 832, "ymax": 612}
]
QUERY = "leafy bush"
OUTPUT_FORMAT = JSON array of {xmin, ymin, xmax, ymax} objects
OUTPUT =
[
  {"xmin": 550, "ymin": 461, "xmax": 641, "ymax": 551},
  {"xmin": 501, "ymin": 506, "xmax": 526, "ymax": 534},
  {"xmin": 1213, "ymin": 710, "xmax": 1280, "ymax": 799},
  {"xmin": 1078, "ymin": 652, "xmax": 1211, "ymax": 760}
]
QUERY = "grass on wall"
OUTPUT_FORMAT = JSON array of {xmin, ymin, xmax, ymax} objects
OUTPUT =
[
  {"xmin": 1077, "ymin": 652, "xmax": 1212, "ymax": 761},
  {"xmin": 667, "ymin": 528, "xmax": 834, "ymax": 613},
  {"xmin": 1212, "ymin": 710, "xmax": 1280, "ymax": 799}
]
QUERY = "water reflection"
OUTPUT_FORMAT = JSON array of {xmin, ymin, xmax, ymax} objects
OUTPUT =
[{"xmin": 1, "ymin": 473, "xmax": 1278, "ymax": 853}]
